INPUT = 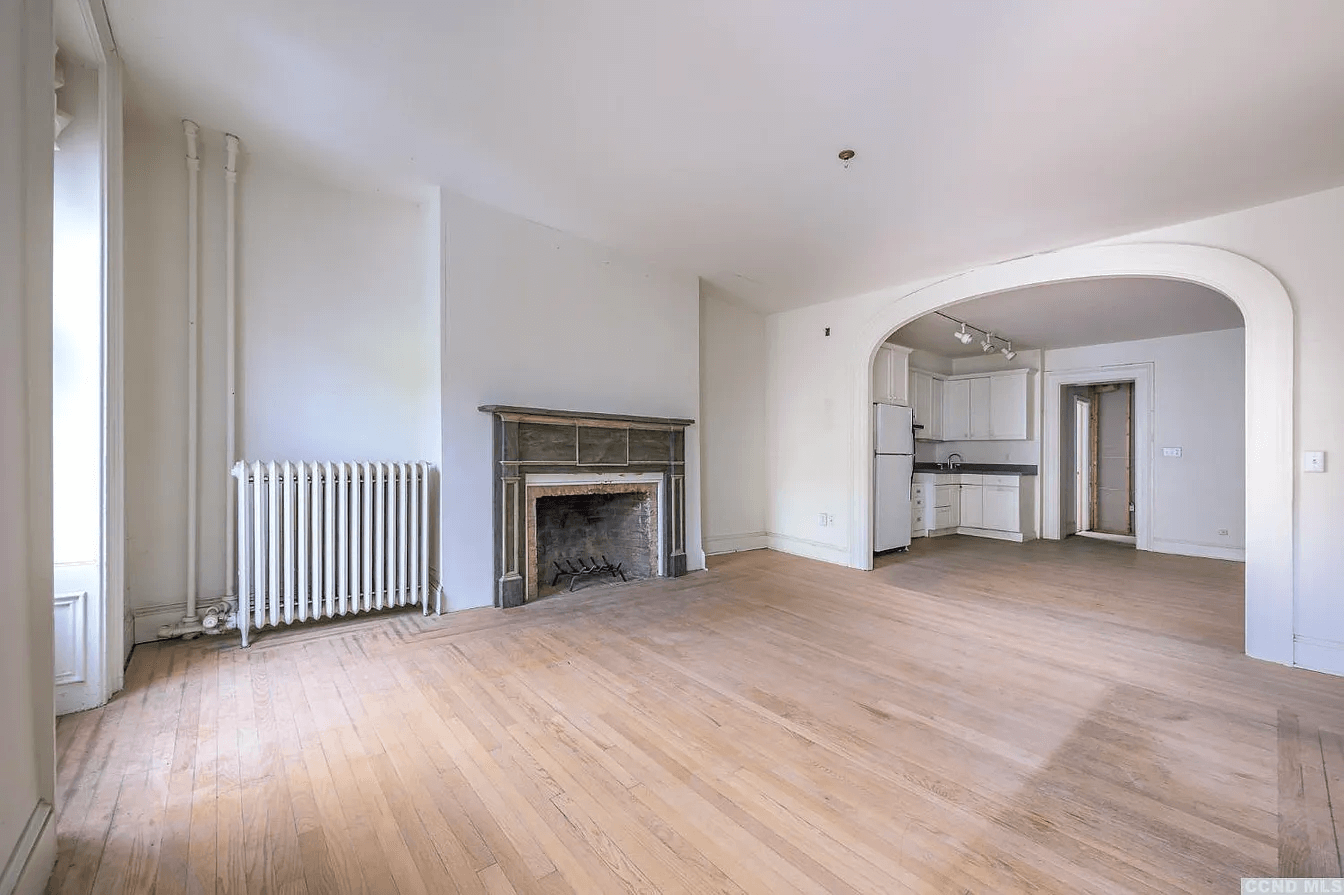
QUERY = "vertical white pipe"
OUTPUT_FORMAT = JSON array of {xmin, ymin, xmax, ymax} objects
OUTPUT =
[
  {"xmin": 183, "ymin": 120, "xmax": 200, "ymax": 624},
  {"xmin": 224, "ymin": 134, "xmax": 240, "ymax": 598}
]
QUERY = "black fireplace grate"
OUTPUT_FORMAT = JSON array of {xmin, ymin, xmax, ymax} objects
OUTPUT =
[{"xmin": 551, "ymin": 556, "xmax": 627, "ymax": 592}]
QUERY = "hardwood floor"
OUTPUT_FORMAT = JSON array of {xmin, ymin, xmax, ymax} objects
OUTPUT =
[{"xmin": 51, "ymin": 536, "xmax": 1344, "ymax": 893}]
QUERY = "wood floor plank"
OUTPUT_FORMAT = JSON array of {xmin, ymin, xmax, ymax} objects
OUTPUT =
[
  {"xmin": 1319, "ymin": 727, "xmax": 1344, "ymax": 875},
  {"xmin": 50, "ymin": 537, "xmax": 1344, "ymax": 893}
]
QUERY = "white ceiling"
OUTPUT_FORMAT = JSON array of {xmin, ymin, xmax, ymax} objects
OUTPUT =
[
  {"xmin": 105, "ymin": 0, "xmax": 1344, "ymax": 313},
  {"xmin": 887, "ymin": 277, "xmax": 1244, "ymax": 357}
]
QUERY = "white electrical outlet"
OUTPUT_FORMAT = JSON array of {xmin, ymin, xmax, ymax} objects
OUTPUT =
[
  {"xmin": 818, "ymin": 512, "xmax": 828, "ymax": 527},
  {"xmin": 1162, "ymin": 447, "xmax": 1182, "ymax": 458},
  {"xmin": 1303, "ymin": 451, "xmax": 1327, "ymax": 473},
  {"xmin": 1218, "ymin": 529, "xmax": 1230, "ymax": 536}
]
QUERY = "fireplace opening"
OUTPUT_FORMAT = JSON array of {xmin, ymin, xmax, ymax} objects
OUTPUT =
[{"xmin": 532, "ymin": 488, "xmax": 657, "ymax": 598}]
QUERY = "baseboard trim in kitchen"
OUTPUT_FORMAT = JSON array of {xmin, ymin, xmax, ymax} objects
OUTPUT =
[
  {"xmin": 1077, "ymin": 530, "xmax": 1138, "ymax": 545},
  {"xmin": 955, "ymin": 527, "xmax": 1027, "ymax": 543}
]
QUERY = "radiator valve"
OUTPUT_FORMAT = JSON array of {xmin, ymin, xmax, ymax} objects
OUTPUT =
[{"xmin": 201, "ymin": 602, "xmax": 236, "ymax": 634}]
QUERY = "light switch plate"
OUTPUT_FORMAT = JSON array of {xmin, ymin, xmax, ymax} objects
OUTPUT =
[
  {"xmin": 1303, "ymin": 451, "xmax": 1326, "ymax": 473},
  {"xmin": 1163, "ymin": 447, "xmax": 1183, "ymax": 458}
]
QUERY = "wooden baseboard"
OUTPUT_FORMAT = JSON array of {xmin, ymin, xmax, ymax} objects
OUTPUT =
[
  {"xmin": 955, "ymin": 527, "xmax": 1027, "ymax": 542},
  {"xmin": 766, "ymin": 533, "xmax": 850, "ymax": 566},
  {"xmin": 703, "ymin": 532, "xmax": 768, "ymax": 555},
  {"xmin": 1149, "ymin": 538, "xmax": 1244, "ymax": 562},
  {"xmin": 1294, "ymin": 636, "xmax": 1344, "ymax": 677},
  {"xmin": 131, "ymin": 600, "xmax": 192, "ymax": 644},
  {"xmin": 1, "ymin": 799, "xmax": 53, "ymax": 895}
]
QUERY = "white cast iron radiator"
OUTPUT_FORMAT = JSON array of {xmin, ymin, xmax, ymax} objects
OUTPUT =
[{"xmin": 231, "ymin": 461, "xmax": 437, "ymax": 646}]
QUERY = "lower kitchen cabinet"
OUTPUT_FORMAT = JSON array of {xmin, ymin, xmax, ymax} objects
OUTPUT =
[
  {"xmin": 959, "ymin": 484, "xmax": 983, "ymax": 528},
  {"xmin": 982, "ymin": 485, "xmax": 1020, "ymax": 532},
  {"xmin": 913, "ymin": 472, "xmax": 1036, "ymax": 542}
]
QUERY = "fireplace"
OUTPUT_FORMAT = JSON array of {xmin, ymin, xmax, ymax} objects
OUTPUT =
[
  {"xmin": 529, "ymin": 479, "xmax": 660, "ymax": 598},
  {"xmin": 480, "ymin": 406, "xmax": 694, "ymax": 608}
]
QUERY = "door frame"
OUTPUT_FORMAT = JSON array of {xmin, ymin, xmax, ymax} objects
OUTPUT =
[
  {"xmin": 1041, "ymin": 366, "xmax": 1152, "ymax": 548},
  {"xmin": 65, "ymin": 0, "xmax": 125, "ymax": 704},
  {"xmin": 850, "ymin": 243, "xmax": 1294, "ymax": 666},
  {"xmin": 1074, "ymin": 396, "xmax": 1090, "ymax": 533}
]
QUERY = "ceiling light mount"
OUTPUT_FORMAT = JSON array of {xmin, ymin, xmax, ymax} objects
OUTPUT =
[{"xmin": 838, "ymin": 148, "xmax": 855, "ymax": 169}]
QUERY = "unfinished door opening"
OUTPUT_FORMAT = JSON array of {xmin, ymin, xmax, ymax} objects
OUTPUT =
[{"xmin": 1066, "ymin": 381, "xmax": 1135, "ymax": 544}]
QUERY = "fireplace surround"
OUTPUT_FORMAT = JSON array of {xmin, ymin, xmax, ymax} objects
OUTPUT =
[{"xmin": 479, "ymin": 405, "xmax": 694, "ymax": 608}]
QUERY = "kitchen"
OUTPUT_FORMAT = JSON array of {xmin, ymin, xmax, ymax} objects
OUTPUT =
[{"xmin": 873, "ymin": 338, "xmax": 1039, "ymax": 554}]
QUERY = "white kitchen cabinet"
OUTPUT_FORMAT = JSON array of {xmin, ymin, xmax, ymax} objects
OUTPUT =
[
  {"xmin": 959, "ymin": 484, "xmax": 983, "ymax": 528},
  {"xmin": 982, "ymin": 485, "xmax": 1020, "ymax": 532},
  {"xmin": 937, "ymin": 369, "xmax": 1030, "ymax": 441},
  {"xmin": 943, "ymin": 378, "xmax": 971, "ymax": 440},
  {"xmin": 969, "ymin": 377, "xmax": 992, "ymax": 439},
  {"xmin": 989, "ymin": 370, "xmax": 1029, "ymax": 439},
  {"xmin": 910, "ymin": 369, "xmax": 943, "ymax": 440},
  {"xmin": 911, "ymin": 483, "xmax": 927, "ymax": 538},
  {"xmin": 872, "ymin": 344, "xmax": 912, "ymax": 405},
  {"xmin": 914, "ymin": 472, "xmax": 1035, "ymax": 542}
]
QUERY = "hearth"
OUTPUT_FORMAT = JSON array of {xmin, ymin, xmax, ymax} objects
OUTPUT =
[{"xmin": 479, "ymin": 405, "xmax": 694, "ymax": 608}]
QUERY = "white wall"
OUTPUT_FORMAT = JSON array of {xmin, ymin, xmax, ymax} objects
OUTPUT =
[
  {"xmin": 0, "ymin": 0, "xmax": 56, "ymax": 887},
  {"xmin": 699, "ymin": 284, "xmax": 768, "ymax": 555},
  {"xmin": 124, "ymin": 115, "xmax": 193, "ymax": 636},
  {"xmin": 766, "ymin": 183, "xmax": 1344, "ymax": 674},
  {"xmin": 123, "ymin": 116, "xmax": 439, "ymax": 639},
  {"xmin": 237, "ymin": 155, "xmax": 440, "ymax": 462},
  {"xmin": 439, "ymin": 189, "xmax": 704, "ymax": 611},
  {"xmin": 765, "ymin": 305, "xmax": 859, "ymax": 563},
  {"xmin": 52, "ymin": 62, "xmax": 102, "ymax": 566},
  {"xmin": 1045, "ymin": 329, "xmax": 1246, "ymax": 556}
]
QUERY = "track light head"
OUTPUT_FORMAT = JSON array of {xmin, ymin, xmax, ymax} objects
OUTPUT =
[
  {"xmin": 981, "ymin": 333, "xmax": 996, "ymax": 353},
  {"xmin": 954, "ymin": 323, "xmax": 973, "ymax": 344},
  {"xmin": 1001, "ymin": 343, "xmax": 1016, "ymax": 361}
]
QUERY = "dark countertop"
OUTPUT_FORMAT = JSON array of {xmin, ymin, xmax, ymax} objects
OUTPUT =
[{"xmin": 914, "ymin": 462, "xmax": 1038, "ymax": 476}]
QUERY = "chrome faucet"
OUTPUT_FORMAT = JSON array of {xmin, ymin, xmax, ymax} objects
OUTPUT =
[{"xmin": 947, "ymin": 453, "xmax": 963, "ymax": 469}]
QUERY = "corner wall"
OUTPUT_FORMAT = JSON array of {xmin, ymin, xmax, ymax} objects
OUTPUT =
[
  {"xmin": 699, "ymin": 284, "xmax": 768, "ymax": 555},
  {"xmin": 439, "ymin": 190, "xmax": 704, "ymax": 611}
]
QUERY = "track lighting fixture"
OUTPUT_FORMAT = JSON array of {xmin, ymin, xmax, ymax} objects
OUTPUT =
[{"xmin": 937, "ymin": 311, "xmax": 1020, "ymax": 359}]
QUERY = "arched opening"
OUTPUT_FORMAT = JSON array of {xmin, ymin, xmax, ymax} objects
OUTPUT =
[{"xmin": 851, "ymin": 244, "xmax": 1294, "ymax": 666}]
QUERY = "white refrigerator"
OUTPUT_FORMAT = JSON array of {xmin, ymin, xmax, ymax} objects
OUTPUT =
[{"xmin": 874, "ymin": 403, "xmax": 915, "ymax": 552}]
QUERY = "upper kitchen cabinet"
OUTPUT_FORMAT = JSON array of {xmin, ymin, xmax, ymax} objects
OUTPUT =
[
  {"xmin": 938, "ymin": 368, "xmax": 1031, "ymax": 441},
  {"xmin": 910, "ymin": 369, "xmax": 943, "ymax": 440},
  {"xmin": 989, "ymin": 369, "xmax": 1029, "ymax": 439},
  {"xmin": 943, "ymin": 377, "xmax": 971, "ymax": 440},
  {"xmin": 873, "ymin": 344, "xmax": 912, "ymax": 405},
  {"xmin": 969, "ymin": 376, "xmax": 992, "ymax": 438}
]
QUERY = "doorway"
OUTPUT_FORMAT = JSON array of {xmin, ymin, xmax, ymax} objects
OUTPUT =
[{"xmin": 1067, "ymin": 381, "xmax": 1136, "ymax": 544}]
